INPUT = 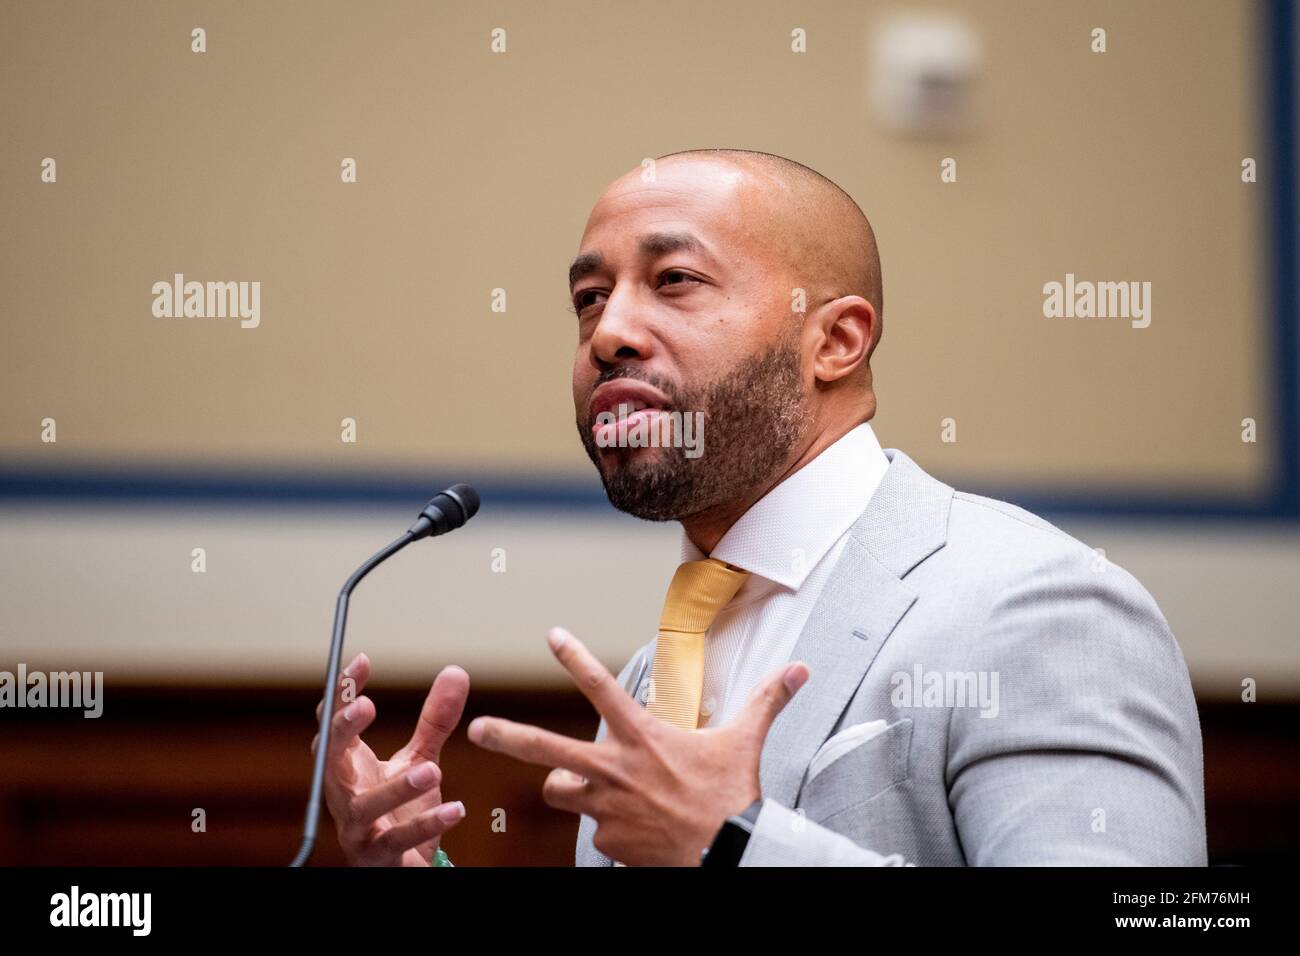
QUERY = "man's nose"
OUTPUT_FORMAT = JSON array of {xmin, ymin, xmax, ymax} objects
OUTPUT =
[{"xmin": 589, "ymin": 286, "xmax": 655, "ymax": 369}]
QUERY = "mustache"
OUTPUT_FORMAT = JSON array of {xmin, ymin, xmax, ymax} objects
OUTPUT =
[{"xmin": 587, "ymin": 366, "xmax": 687, "ymax": 412}]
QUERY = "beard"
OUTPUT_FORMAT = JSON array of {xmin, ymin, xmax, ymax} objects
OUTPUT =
[{"xmin": 576, "ymin": 334, "xmax": 809, "ymax": 522}]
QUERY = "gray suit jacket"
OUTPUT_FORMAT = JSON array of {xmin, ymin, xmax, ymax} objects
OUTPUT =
[{"xmin": 575, "ymin": 448, "xmax": 1206, "ymax": 866}]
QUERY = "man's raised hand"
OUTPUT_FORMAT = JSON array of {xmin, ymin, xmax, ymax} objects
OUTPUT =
[{"xmin": 316, "ymin": 653, "xmax": 470, "ymax": 866}]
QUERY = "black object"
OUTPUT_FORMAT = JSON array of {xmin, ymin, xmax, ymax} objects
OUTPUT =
[
  {"xmin": 289, "ymin": 484, "xmax": 480, "ymax": 867},
  {"xmin": 700, "ymin": 798, "xmax": 765, "ymax": 867}
]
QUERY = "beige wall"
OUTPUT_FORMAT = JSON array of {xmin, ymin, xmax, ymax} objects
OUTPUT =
[{"xmin": 0, "ymin": 0, "xmax": 1275, "ymax": 500}]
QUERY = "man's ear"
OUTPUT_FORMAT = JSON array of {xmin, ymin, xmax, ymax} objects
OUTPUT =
[{"xmin": 809, "ymin": 295, "xmax": 877, "ymax": 384}]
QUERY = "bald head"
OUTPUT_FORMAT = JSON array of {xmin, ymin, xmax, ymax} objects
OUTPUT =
[{"xmin": 656, "ymin": 149, "xmax": 883, "ymax": 332}]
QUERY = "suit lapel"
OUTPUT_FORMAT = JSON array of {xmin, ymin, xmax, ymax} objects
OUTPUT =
[
  {"xmin": 757, "ymin": 536, "xmax": 915, "ymax": 807},
  {"xmin": 758, "ymin": 449, "xmax": 952, "ymax": 808}
]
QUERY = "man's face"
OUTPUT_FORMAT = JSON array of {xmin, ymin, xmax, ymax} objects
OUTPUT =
[{"xmin": 570, "ymin": 158, "xmax": 810, "ymax": 521}]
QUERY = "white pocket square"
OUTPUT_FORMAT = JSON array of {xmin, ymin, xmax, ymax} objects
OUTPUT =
[{"xmin": 807, "ymin": 719, "xmax": 889, "ymax": 781}]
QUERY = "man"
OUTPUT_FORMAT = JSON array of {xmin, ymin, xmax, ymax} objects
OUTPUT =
[{"xmin": 318, "ymin": 149, "xmax": 1207, "ymax": 866}]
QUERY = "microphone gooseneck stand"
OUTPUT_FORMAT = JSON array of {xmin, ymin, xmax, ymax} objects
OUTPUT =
[{"xmin": 289, "ymin": 484, "xmax": 480, "ymax": 867}]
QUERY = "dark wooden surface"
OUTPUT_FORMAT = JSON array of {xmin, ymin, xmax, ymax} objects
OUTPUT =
[{"xmin": 0, "ymin": 687, "xmax": 1293, "ymax": 866}]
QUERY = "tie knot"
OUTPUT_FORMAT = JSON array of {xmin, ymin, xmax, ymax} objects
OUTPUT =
[{"xmin": 658, "ymin": 558, "xmax": 750, "ymax": 634}]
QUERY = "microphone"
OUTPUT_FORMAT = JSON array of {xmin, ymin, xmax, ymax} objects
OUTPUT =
[
  {"xmin": 289, "ymin": 483, "xmax": 480, "ymax": 867},
  {"xmin": 407, "ymin": 484, "xmax": 480, "ymax": 540}
]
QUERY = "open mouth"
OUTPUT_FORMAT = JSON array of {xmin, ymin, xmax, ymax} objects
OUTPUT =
[{"xmin": 589, "ymin": 381, "xmax": 674, "ymax": 447}]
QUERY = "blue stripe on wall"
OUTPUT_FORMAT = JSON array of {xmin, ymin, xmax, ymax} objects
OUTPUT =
[{"xmin": 0, "ymin": 459, "xmax": 1290, "ymax": 521}]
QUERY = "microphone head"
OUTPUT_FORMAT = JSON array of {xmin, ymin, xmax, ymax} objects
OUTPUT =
[
  {"xmin": 409, "ymin": 483, "xmax": 481, "ymax": 539},
  {"xmin": 444, "ymin": 483, "xmax": 480, "ymax": 523}
]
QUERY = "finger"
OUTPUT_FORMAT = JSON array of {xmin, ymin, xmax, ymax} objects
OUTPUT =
[
  {"xmin": 467, "ymin": 715, "xmax": 605, "ymax": 778},
  {"xmin": 541, "ymin": 767, "xmax": 593, "ymax": 815},
  {"xmin": 349, "ymin": 760, "xmax": 443, "ymax": 828},
  {"xmin": 371, "ymin": 801, "xmax": 466, "ymax": 861},
  {"xmin": 406, "ymin": 665, "xmax": 470, "ymax": 763},
  {"xmin": 734, "ymin": 661, "xmax": 810, "ymax": 738},
  {"xmin": 545, "ymin": 627, "xmax": 641, "ymax": 737},
  {"xmin": 310, "ymin": 694, "xmax": 377, "ymax": 756},
  {"xmin": 316, "ymin": 652, "xmax": 373, "ymax": 722},
  {"xmin": 328, "ymin": 695, "xmax": 377, "ymax": 760},
  {"xmin": 316, "ymin": 652, "xmax": 372, "ymax": 721},
  {"xmin": 414, "ymin": 840, "xmax": 437, "ymax": 865}
]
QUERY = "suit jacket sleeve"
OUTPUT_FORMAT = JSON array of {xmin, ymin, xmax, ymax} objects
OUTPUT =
[{"xmin": 740, "ymin": 547, "xmax": 1207, "ymax": 866}]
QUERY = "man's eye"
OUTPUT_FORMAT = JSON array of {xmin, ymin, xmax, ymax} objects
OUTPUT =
[
  {"xmin": 573, "ymin": 289, "xmax": 606, "ymax": 312},
  {"xmin": 658, "ymin": 270, "xmax": 702, "ymax": 288}
]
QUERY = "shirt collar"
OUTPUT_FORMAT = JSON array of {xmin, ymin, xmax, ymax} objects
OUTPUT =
[{"xmin": 679, "ymin": 422, "xmax": 891, "ymax": 591}]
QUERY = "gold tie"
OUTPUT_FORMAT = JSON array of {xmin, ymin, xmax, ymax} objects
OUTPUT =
[{"xmin": 646, "ymin": 558, "xmax": 750, "ymax": 730}]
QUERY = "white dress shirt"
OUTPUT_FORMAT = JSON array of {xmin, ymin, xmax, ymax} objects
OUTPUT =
[{"xmin": 679, "ymin": 422, "xmax": 891, "ymax": 728}]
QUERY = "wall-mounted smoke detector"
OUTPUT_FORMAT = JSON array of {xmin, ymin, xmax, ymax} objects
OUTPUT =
[{"xmin": 869, "ymin": 12, "xmax": 983, "ymax": 137}]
